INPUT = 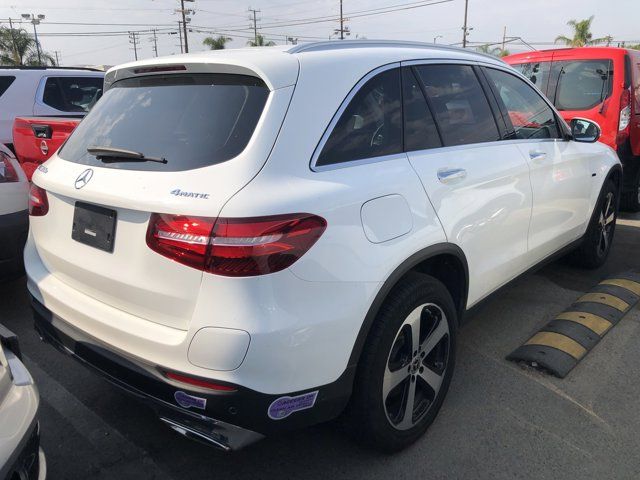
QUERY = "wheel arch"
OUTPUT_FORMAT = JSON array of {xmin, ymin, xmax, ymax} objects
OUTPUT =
[{"xmin": 347, "ymin": 243, "xmax": 469, "ymax": 369}]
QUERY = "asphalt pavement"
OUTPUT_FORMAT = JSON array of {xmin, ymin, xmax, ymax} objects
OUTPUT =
[{"xmin": 3, "ymin": 215, "xmax": 640, "ymax": 479}]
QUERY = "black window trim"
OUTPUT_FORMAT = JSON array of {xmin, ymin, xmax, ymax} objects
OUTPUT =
[{"xmin": 310, "ymin": 59, "xmax": 566, "ymax": 173}]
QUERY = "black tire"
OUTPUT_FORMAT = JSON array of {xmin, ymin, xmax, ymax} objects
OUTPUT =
[
  {"xmin": 621, "ymin": 164, "xmax": 640, "ymax": 212},
  {"xmin": 569, "ymin": 178, "xmax": 618, "ymax": 269},
  {"xmin": 347, "ymin": 273, "xmax": 457, "ymax": 452}
]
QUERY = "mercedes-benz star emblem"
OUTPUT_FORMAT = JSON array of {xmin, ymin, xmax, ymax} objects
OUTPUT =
[{"xmin": 75, "ymin": 168, "xmax": 94, "ymax": 189}]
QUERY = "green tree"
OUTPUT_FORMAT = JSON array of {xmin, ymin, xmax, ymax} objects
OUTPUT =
[
  {"xmin": 0, "ymin": 26, "xmax": 55, "ymax": 66},
  {"xmin": 203, "ymin": 35, "xmax": 232, "ymax": 50},
  {"xmin": 247, "ymin": 34, "xmax": 276, "ymax": 47},
  {"xmin": 476, "ymin": 44, "xmax": 510, "ymax": 57},
  {"xmin": 555, "ymin": 16, "xmax": 610, "ymax": 47},
  {"xmin": 625, "ymin": 43, "xmax": 640, "ymax": 50}
]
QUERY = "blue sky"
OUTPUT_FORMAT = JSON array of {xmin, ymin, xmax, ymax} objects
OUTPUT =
[{"xmin": 2, "ymin": 0, "xmax": 639, "ymax": 66}]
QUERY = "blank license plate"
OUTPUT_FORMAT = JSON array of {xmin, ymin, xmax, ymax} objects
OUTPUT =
[{"xmin": 71, "ymin": 202, "xmax": 117, "ymax": 253}]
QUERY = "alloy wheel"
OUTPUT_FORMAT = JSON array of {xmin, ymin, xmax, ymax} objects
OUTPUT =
[
  {"xmin": 597, "ymin": 191, "xmax": 615, "ymax": 257},
  {"xmin": 383, "ymin": 303, "xmax": 450, "ymax": 430}
]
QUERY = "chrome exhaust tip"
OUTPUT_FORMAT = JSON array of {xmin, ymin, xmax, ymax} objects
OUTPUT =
[{"xmin": 159, "ymin": 417, "xmax": 264, "ymax": 452}]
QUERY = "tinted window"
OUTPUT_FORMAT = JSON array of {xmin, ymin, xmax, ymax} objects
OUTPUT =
[
  {"xmin": 43, "ymin": 76, "xmax": 104, "ymax": 112},
  {"xmin": 402, "ymin": 68, "xmax": 441, "ymax": 152},
  {"xmin": 555, "ymin": 60, "xmax": 613, "ymax": 111},
  {"xmin": 59, "ymin": 73, "xmax": 269, "ymax": 172},
  {"xmin": 0, "ymin": 76, "xmax": 15, "ymax": 97},
  {"xmin": 414, "ymin": 65, "xmax": 499, "ymax": 146},
  {"xmin": 485, "ymin": 68, "xmax": 560, "ymax": 140},
  {"xmin": 317, "ymin": 68, "xmax": 402, "ymax": 166},
  {"xmin": 512, "ymin": 62, "xmax": 551, "ymax": 95}
]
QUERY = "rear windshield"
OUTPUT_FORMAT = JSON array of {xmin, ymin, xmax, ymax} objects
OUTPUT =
[
  {"xmin": 59, "ymin": 73, "xmax": 269, "ymax": 172},
  {"xmin": 555, "ymin": 60, "xmax": 613, "ymax": 111}
]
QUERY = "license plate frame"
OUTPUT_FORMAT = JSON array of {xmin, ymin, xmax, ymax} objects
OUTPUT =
[{"xmin": 71, "ymin": 202, "xmax": 117, "ymax": 253}]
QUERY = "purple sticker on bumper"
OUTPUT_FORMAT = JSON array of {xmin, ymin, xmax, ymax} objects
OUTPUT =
[
  {"xmin": 268, "ymin": 391, "xmax": 319, "ymax": 420},
  {"xmin": 174, "ymin": 391, "xmax": 207, "ymax": 410}
]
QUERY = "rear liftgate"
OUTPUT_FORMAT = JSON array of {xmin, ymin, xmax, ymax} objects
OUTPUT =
[{"xmin": 507, "ymin": 273, "xmax": 640, "ymax": 378}]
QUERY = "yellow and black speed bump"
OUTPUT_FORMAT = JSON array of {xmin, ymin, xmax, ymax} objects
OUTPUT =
[{"xmin": 507, "ymin": 273, "xmax": 640, "ymax": 378}]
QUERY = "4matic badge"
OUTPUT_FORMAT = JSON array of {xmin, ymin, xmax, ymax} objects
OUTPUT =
[{"xmin": 170, "ymin": 188, "xmax": 210, "ymax": 200}]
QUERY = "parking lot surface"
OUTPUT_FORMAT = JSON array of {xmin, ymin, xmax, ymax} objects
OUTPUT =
[{"xmin": 3, "ymin": 216, "xmax": 640, "ymax": 480}]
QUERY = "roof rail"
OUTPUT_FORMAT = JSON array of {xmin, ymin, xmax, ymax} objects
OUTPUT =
[
  {"xmin": 0, "ymin": 65, "xmax": 104, "ymax": 72},
  {"xmin": 286, "ymin": 39, "xmax": 500, "ymax": 61}
]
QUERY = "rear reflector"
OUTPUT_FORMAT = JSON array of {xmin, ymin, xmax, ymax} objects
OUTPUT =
[
  {"xmin": 28, "ymin": 184, "xmax": 49, "ymax": 216},
  {"xmin": 164, "ymin": 371, "xmax": 237, "ymax": 392},
  {"xmin": 0, "ymin": 153, "xmax": 19, "ymax": 183},
  {"xmin": 146, "ymin": 213, "xmax": 327, "ymax": 277}
]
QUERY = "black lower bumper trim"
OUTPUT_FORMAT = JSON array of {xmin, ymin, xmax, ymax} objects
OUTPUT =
[{"xmin": 31, "ymin": 295, "xmax": 354, "ymax": 442}]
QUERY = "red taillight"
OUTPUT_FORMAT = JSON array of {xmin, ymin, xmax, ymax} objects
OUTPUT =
[
  {"xmin": 146, "ymin": 213, "xmax": 327, "ymax": 277},
  {"xmin": 28, "ymin": 184, "xmax": 49, "ymax": 216},
  {"xmin": 164, "ymin": 371, "xmax": 237, "ymax": 392},
  {"xmin": 0, "ymin": 153, "xmax": 19, "ymax": 183},
  {"xmin": 619, "ymin": 88, "xmax": 632, "ymax": 132}
]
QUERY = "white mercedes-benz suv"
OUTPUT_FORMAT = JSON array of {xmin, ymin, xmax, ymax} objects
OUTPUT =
[{"xmin": 25, "ymin": 41, "xmax": 620, "ymax": 452}]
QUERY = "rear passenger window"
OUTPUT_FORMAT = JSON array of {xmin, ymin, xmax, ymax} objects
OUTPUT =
[
  {"xmin": 414, "ymin": 65, "xmax": 500, "ymax": 147},
  {"xmin": 0, "ymin": 76, "xmax": 15, "ymax": 97},
  {"xmin": 484, "ymin": 68, "xmax": 560, "ymax": 140},
  {"xmin": 42, "ymin": 76, "xmax": 103, "ymax": 112},
  {"xmin": 402, "ymin": 68, "xmax": 441, "ymax": 152},
  {"xmin": 317, "ymin": 68, "xmax": 402, "ymax": 167}
]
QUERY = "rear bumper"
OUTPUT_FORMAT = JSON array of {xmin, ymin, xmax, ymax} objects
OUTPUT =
[
  {"xmin": 0, "ymin": 209, "xmax": 28, "ymax": 281},
  {"xmin": 31, "ymin": 296, "xmax": 354, "ymax": 450}
]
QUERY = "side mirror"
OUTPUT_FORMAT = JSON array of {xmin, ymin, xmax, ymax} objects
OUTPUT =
[{"xmin": 571, "ymin": 118, "xmax": 601, "ymax": 143}]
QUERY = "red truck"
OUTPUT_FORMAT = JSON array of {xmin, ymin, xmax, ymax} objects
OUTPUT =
[
  {"xmin": 504, "ymin": 47, "xmax": 640, "ymax": 210},
  {"xmin": 12, "ymin": 116, "xmax": 81, "ymax": 180}
]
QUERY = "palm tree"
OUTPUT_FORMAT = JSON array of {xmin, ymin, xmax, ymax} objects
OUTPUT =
[
  {"xmin": 247, "ymin": 34, "xmax": 276, "ymax": 47},
  {"xmin": 0, "ymin": 26, "xmax": 55, "ymax": 66},
  {"xmin": 203, "ymin": 35, "xmax": 232, "ymax": 50},
  {"xmin": 555, "ymin": 16, "xmax": 610, "ymax": 47},
  {"xmin": 476, "ymin": 44, "xmax": 510, "ymax": 57}
]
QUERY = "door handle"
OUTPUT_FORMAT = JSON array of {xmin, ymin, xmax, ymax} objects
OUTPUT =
[
  {"xmin": 437, "ymin": 167, "xmax": 467, "ymax": 183},
  {"xmin": 529, "ymin": 150, "xmax": 547, "ymax": 161}
]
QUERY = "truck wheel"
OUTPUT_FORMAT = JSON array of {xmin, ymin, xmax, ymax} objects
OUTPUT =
[
  {"xmin": 569, "ymin": 178, "xmax": 618, "ymax": 269},
  {"xmin": 348, "ymin": 273, "xmax": 457, "ymax": 452}
]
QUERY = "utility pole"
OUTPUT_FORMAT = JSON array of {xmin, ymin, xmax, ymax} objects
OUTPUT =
[
  {"xmin": 53, "ymin": 50, "xmax": 61, "ymax": 66},
  {"xmin": 461, "ymin": 0, "xmax": 469, "ymax": 48},
  {"xmin": 21, "ymin": 13, "xmax": 45, "ymax": 64},
  {"xmin": 501, "ymin": 26, "xmax": 506, "ymax": 53},
  {"xmin": 129, "ymin": 31, "xmax": 139, "ymax": 61},
  {"xmin": 177, "ymin": 21, "xmax": 183, "ymax": 53},
  {"xmin": 339, "ymin": 0, "xmax": 344, "ymax": 40},
  {"xmin": 248, "ymin": 7, "xmax": 260, "ymax": 45},
  {"xmin": 176, "ymin": 0, "xmax": 194, "ymax": 53},
  {"xmin": 150, "ymin": 29, "xmax": 159, "ymax": 57}
]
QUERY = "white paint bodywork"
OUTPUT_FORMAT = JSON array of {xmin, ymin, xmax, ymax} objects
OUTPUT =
[
  {"xmin": 26, "ymin": 42, "xmax": 620, "ymax": 394},
  {"xmin": 0, "ymin": 68, "xmax": 103, "ymax": 146},
  {"xmin": 0, "ymin": 145, "xmax": 28, "ymax": 216}
]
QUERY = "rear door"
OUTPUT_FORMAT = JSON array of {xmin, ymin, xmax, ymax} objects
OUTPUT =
[
  {"xmin": 403, "ymin": 63, "xmax": 533, "ymax": 305},
  {"xmin": 482, "ymin": 66, "xmax": 592, "ymax": 260},
  {"xmin": 33, "ymin": 75, "xmax": 103, "ymax": 116},
  {"xmin": 30, "ymin": 71, "xmax": 292, "ymax": 330}
]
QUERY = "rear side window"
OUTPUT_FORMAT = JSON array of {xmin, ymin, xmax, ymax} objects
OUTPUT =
[
  {"xmin": 42, "ymin": 76, "xmax": 104, "ymax": 112},
  {"xmin": 554, "ymin": 60, "xmax": 613, "ymax": 111},
  {"xmin": 59, "ymin": 73, "xmax": 269, "ymax": 172},
  {"xmin": 402, "ymin": 68, "xmax": 441, "ymax": 152},
  {"xmin": 316, "ymin": 68, "xmax": 402, "ymax": 167},
  {"xmin": 512, "ymin": 62, "xmax": 551, "ymax": 95},
  {"xmin": 414, "ymin": 64, "xmax": 500, "ymax": 147},
  {"xmin": 0, "ymin": 76, "xmax": 16, "ymax": 98},
  {"xmin": 484, "ymin": 68, "xmax": 560, "ymax": 140}
]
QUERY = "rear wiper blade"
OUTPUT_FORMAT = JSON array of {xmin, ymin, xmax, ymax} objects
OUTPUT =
[{"xmin": 87, "ymin": 146, "xmax": 168, "ymax": 164}]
